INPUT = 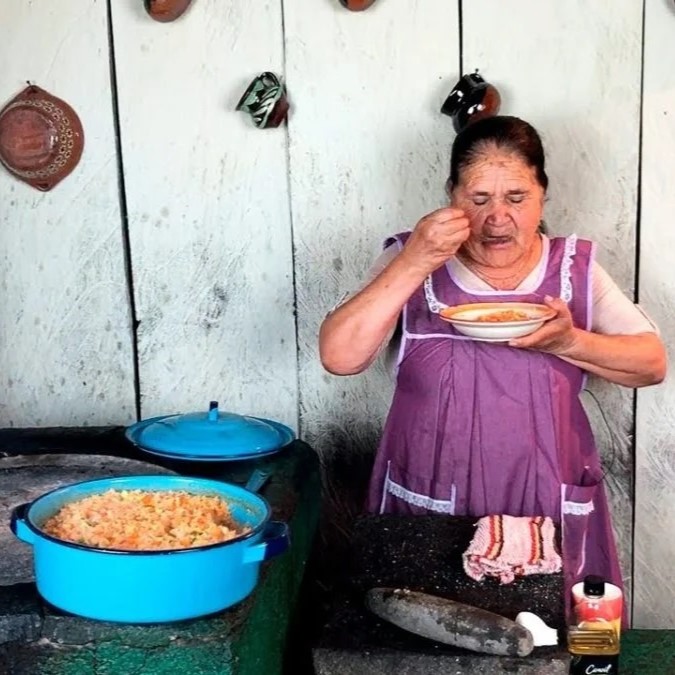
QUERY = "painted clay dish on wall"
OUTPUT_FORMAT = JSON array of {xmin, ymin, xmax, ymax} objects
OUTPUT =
[
  {"xmin": 339, "ymin": 0, "xmax": 378, "ymax": 10},
  {"xmin": 0, "ymin": 85, "xmax": 85, "ymax": 192},
  {"xmin": 144, "ymin": 0, "xmax": 194, "ymax": 22}
]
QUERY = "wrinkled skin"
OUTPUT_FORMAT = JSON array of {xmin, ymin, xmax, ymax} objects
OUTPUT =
[{"xmin": 450, "ymin": 145, "xmax": 545, "ymax": 280}]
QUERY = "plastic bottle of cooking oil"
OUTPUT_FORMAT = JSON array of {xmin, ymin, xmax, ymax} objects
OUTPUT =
[{"xmin": 567, "ymin": 575, "xmax": 622, "ymax": 674}]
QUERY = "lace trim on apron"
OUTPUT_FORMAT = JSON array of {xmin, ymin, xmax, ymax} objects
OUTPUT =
[
  {"xmin": 560, "ymin": 234, "xmax": 578, "ymax": 303},
  {"xmin": 562, "ymin": 499, "xmax": 595, "ymax": 516},
  {"xmin": 424, "ymin": 275, "xmax": 448, "ymax": 314},
  {"xmin": 381, "ymin": 462, "xmax": 457, "ymax": 513}
]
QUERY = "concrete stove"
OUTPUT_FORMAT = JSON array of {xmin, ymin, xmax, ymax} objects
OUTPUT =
[{"xmin": 0, "ymin": 428, "xmax": 320, "ymax": 675}]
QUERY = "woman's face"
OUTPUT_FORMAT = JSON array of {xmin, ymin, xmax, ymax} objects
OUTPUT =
[{"xmin": 450, "ymin": 145, "xmax": 545, "ymax": 269}]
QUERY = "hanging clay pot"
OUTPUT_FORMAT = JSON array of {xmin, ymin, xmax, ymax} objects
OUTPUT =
[
  {"xmin": 144, "ymin": 0, "xmax": 194, "ymax": 23},
  {"xmin": 0, "ymin": 84, "xmax": 85, "ymax": 192},
  {"xmin": 339, "ymin": 0, "xmax": 378, "ymax": 10},
  {"xmin": 441, "ymin": 71, "xmax": 501, "ymax": 134},
  {"xmin": 236, "ymin": 72, "xmax": 289, "ymax": 129}
]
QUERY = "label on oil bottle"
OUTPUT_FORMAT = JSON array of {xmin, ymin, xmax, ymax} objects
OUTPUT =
[{"xmin": 570, "ymin": 653, "xmax": 619, "ymax": 674}]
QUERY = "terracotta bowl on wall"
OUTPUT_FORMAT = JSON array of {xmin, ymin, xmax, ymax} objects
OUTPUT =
[
  {"xmin": 0, "ymin": 85, "xmax": 85, "ymax": 192},
  {"xmin": 144, "ymin": 0, "xmax": 194, "ymax": 22},
  {"xmin": 339, "ymin": 0, "xmax": 378, "ymax": 11}
]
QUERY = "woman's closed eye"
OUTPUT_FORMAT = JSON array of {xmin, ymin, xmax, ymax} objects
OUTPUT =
[{"xmin": 471, "ymin": 195, "xmax": 525, "ymax": 206}]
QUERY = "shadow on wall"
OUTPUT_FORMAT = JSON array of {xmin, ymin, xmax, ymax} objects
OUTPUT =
[{"xmin": 307, "ymin": 416, "xmax": 381, "ymax": 570}]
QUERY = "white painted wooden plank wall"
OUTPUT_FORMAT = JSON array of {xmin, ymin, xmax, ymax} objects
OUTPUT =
[
  {"xmin": 109, "ymin": 0, "xmax": 297, "ymax": 428},
  {"xmin": 463, "ymin": 0, "xmax": 643, "ymax": 618},
  {"xmin": 285, "ymin": 0, "xmax": 459, "ymax": 530},
  {"xmin": 0, "ymin": 1, "xmax": 136, "ymax": 426},
  {"xmin": 634, "ymin": 0, "xmax": 675, "ymax": 629}
]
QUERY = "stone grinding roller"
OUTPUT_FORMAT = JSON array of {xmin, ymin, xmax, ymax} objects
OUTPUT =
[{"xmin": 365, "ymin": 587, "xmax": 535, "ymax": 657}]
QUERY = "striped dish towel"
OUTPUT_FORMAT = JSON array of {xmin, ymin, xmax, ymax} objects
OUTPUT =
[{"xmin": 462, "ymin": 515, "xmax": 562, "ymax": 584}]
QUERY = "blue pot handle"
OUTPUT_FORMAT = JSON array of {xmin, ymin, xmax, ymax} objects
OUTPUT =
[
  {"xmin": 10, "ymin": 503, "xmax": 35, "ymax": 545},
  {"xmin": 243, "ymin": 521, "xmax": 290, "ymax": 564},
  {"xmin": 245, "ymin": 469, "xmax": 271, "ymax": 494}
]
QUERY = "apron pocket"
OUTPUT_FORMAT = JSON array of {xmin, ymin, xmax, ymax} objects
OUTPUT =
[
  {"xmin": 561, "ymin": 481, "xmax": 599, "ymax": 623},
  {"xmin": 561, "ymin": 482, "xmax": 598, "ymax": 577},
  {"xmin": 381, "ymin": 461, "xmax": 457, "ymax": 515}
]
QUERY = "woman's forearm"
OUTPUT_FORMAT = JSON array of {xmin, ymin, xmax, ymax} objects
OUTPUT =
[
  {"xmin": 560, "ymin": 357, "xmax": 660, "ymax": 387},
  {"xmin": 319, "ymin": 253, "xmax": 427, "ymax": 375},
  {"xmin": 560, "ymin": 330, "xmax": 666, "ymax": 387}
]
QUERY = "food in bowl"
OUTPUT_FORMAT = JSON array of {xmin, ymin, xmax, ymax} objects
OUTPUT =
[
  {"xmin": 42, "ymin": 489, "xmax": 248, "ymax": 551},
  {"xmin": 473, "ymin": 309, "xmax": 531, "ymax": 323}
]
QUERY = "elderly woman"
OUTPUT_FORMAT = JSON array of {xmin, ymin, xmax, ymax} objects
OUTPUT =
[{"xmin": 319, "ymin": 116, "xmax": 666, "ymax": 622}]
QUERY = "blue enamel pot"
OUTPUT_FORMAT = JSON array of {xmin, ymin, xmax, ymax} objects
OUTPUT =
[{"xmin": 10, "ymin": 474, "xmax": 289, "ymax": 624}]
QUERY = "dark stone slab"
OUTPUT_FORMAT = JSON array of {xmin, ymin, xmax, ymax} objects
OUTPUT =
[
  {"xmin": 313, "ymin": 514, "xmax": 568, "ymax": 674},
  {"xmin": 0, "ymin": 585, "xmax": 42, "ymax": 645},
  {"xmin": 348, "ymin": 514, "xmax": 565, "ymax": 628},
  {"xmin": 0, "ymin": 430, "xmax": 321, "ymax": 675}
]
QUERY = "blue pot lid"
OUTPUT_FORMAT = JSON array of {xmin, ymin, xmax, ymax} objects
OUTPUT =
[{"xmin": 125, "ymin": 401, "xmax": 295, "ymax": 462}]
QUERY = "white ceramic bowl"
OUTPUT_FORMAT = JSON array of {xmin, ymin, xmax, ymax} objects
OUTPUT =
[{"xmin": 439, "ymin": 302, "xmax": 555, "ymax": 342}]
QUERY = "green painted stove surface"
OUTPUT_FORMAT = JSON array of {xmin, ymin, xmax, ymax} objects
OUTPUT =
[
  {"xmin": 0, "ymin": 434, "xmax": 320, "ymax": 675},
  {"xmin": 620, "ymin": 629, "xmax": 675, "ymax": 674}
]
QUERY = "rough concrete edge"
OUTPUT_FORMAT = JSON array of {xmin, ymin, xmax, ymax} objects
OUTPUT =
[{"xmin": 312, "ymin": 646, "xmax": 571, "ymax": 675}]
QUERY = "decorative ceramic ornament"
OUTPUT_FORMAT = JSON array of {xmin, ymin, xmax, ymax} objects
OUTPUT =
[
  {"xmin": 0, "ymin": 84, "xmax": 84, "ymax": 192},
  {"xmin": 441, "ymin": 71, "xmax": 501, "ymax": 134},
  {"xmin": 339, "ymin": 0, "xmax": 378, "ymax": 10},
  {"xmin": 144, "ymin": 0, "xmax": 194, "ymax": 23},
  {"xmin": 236, "ymin": 72, "xmax": 289, "ymax": 129}
]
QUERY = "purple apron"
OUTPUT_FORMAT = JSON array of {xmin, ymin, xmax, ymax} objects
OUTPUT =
[{"xmin": 366, "ymin": 233, "xmax": 626, "ymax": 626}]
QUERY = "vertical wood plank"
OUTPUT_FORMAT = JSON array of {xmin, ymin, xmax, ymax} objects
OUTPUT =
[
  {"xmin": 110, "ymin": 1, "xmax": 297, "ymax": 426},
  {"xmin": 462, "ymin": 0, "xmax": 643, "ymax": 610},
  {"xmin": 634, "ymin": 0, "xmax": 675, "ymax": 629},
  {"xmin": 286, "ymin": 0, "xmax": 459, "ymax": 545},
  {"xmin": 0, "ymin": 1, "xmax": 136, "ymax": 426}
]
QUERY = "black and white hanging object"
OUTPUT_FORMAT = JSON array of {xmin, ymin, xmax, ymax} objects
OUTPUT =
[
  {"xmin": 236, "ymin": 72, "xmax": 289, "ymax": 129},
  {"xmin": 441, "ymin": 71, "xmax": 502, "ymax": 133}
]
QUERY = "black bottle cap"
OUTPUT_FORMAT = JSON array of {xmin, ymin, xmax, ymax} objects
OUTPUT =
[{"xmin": 583, "ymin": 575, "xmax": 605, "ymax": 597}]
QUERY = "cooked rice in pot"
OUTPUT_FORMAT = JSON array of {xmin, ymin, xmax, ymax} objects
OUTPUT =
[{"xmin": 42, "ymin": 489, "xmax": 248, "ymax": 551}]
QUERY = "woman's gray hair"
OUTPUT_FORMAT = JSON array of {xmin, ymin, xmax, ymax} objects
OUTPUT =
[{"xmin": 448, "ymin": 116, "xmax": 549, "ymax": 192}]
